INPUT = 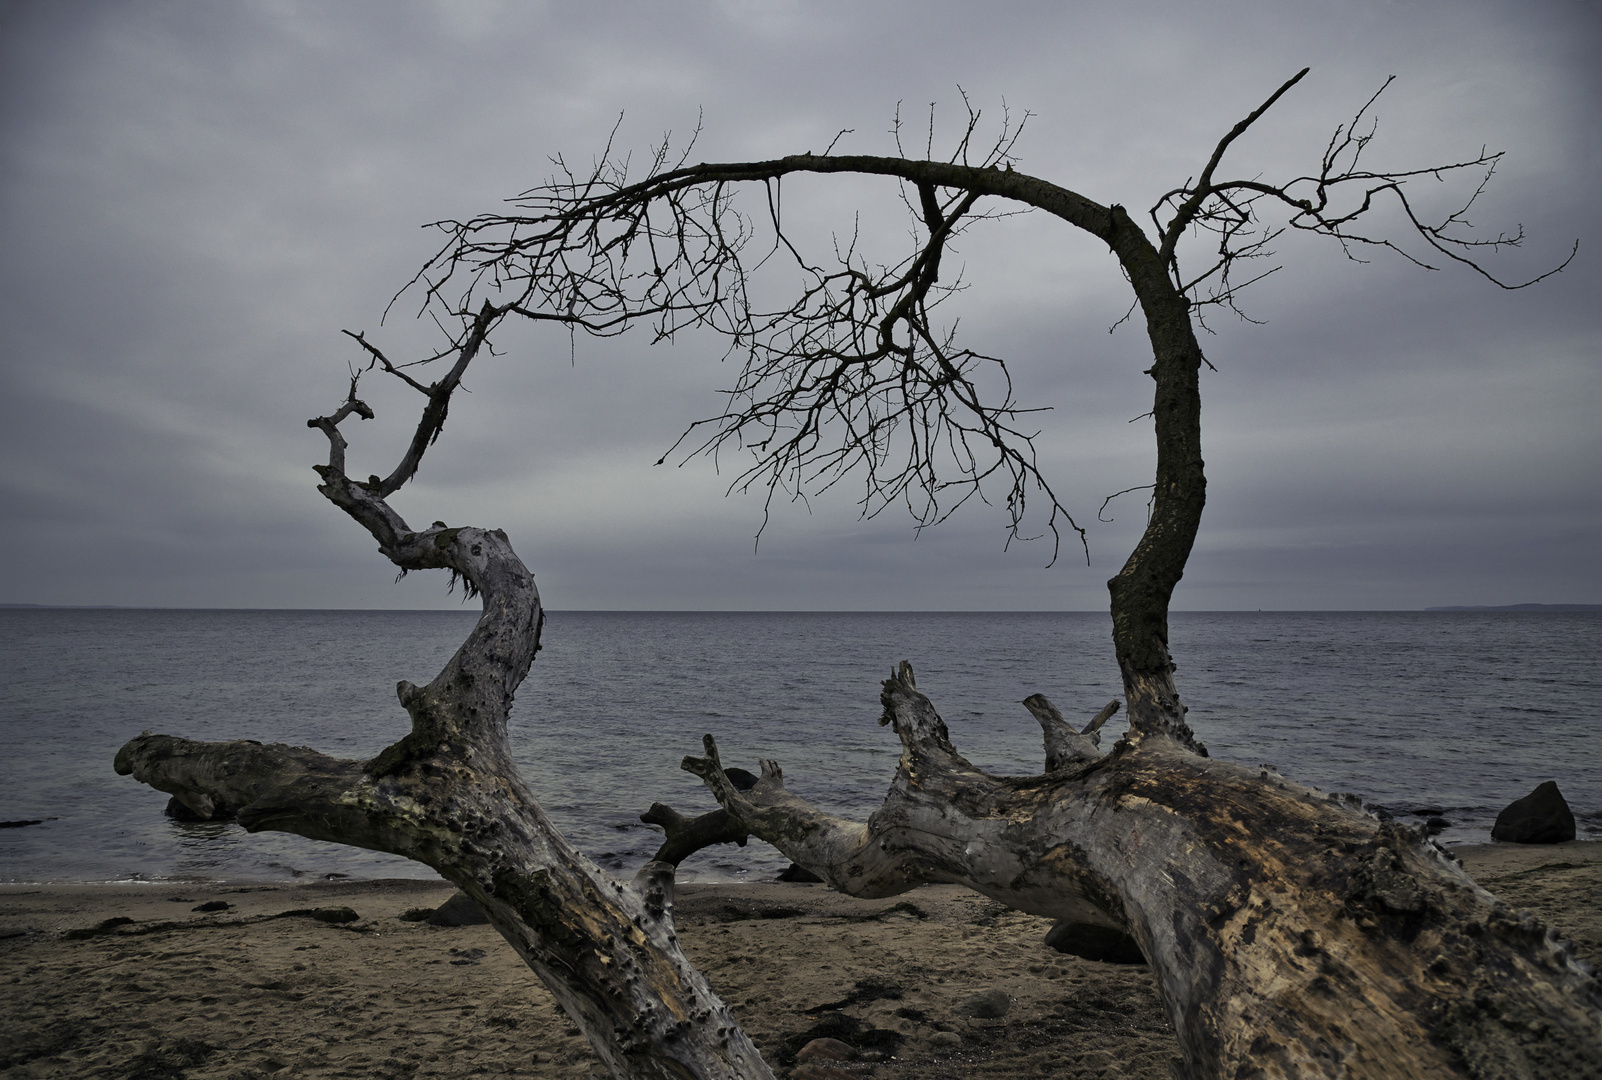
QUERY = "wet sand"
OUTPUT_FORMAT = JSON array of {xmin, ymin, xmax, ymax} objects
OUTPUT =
[{"xmin": 2, "ymin": 842, "xmax": 1596, "ymax": 1079}]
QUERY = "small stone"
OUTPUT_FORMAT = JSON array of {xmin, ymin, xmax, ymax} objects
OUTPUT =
[
  {"xmin": 795, "ymin": 1037, "xmax": 857, "ymax": 1063},
  {"xmin": 311, "ymin": 906, "xmax": 359, "ymax": 924},
  {"xmin": 1492, "ymin": 781, "xmax": 1576, "ymax": 844},
  {"xmin": 777, "ymin": 863, "xmax": 824, "ymax": 884},
  {"xmin": 957, "ymin": 988, "xmax": 1010, "ymax": 1019},
  {"xmin": 1425, "ymin": 816, "xmax": 1450, "ymax": 835},
  {"xmin": 929, "ymin": 1030, "xmax": 962, "ymax": 1049},
  {"xmin": 192, "ymin": 900, "xmax": 231, "ymax": 912}
]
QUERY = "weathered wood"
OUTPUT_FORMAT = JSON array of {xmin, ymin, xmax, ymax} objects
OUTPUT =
[
  {"xmin": 118, "ymin": 369, "xmax": 775, "ymax": 1080},
  {"xmin": 1022, "ymin": 693, "xmax": 1114, "ymax": 769},
  {"xmin": 684, "ymin": 662, "xmax": 1602, "ymax": 1078},
  {"xmin": 640, "ymin": 768, "xmax": 756, "ymax": 865}
]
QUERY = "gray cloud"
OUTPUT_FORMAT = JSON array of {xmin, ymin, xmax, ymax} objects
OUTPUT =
[{"xmin": 1, "ymin": 0, "xmax": 1597, "ymax": 609}]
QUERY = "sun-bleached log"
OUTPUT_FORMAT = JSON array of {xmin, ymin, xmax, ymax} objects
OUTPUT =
[{"xmin": 684, "ymin": 662, "xmax": 1602, "ymax": 1078}]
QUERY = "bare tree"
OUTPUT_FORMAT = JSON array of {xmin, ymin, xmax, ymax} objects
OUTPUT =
[{"xmin": 117, "ymin": 71, "xmax": 1595, "ymax": 1079}]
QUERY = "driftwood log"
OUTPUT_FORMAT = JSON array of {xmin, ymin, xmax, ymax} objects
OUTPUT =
[
  {"xmin": 115, "ymin": 71, "xmax": 1599, "ymax": 1079},
  {"xmin": 671, "ymin": 663, "xmax": 1602, "ymax": 1076}
]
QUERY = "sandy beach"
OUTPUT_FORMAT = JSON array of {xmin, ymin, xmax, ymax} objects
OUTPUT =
[{"xmin": 2, "ymin": 842, "xmax": 1597, "ymax": 1079}]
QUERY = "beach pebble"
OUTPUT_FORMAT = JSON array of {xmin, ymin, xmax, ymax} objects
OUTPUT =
[
  {"xmin": 928, "ymin": 1030, "xmax": 962, "ymax": 1049},
  {"xmin": 795, "ymin": 1037, "xmax": 857, "ymax": 1063},
  {"xmin": 191, "ymin": 900, "xmax": 231, "ymax": 912},
  {"xmin": 1492, "ymin": 781, "xmax": 1576, "ymax": 844},
  {"xmin": 957, "ymin": 988, "xmax": 1010, "ymax": 1019}
]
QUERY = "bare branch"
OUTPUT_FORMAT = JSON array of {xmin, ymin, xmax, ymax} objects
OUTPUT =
[{"xmin": 1149, "ymin": 70, "xmax": 1577, "ymax": 317}]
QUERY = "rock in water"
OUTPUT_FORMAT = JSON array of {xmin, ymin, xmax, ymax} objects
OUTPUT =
[
  {"xmin": 427, "ymin": 892, "xmax": 490, "ymax": 926},
  {"xmin": 1492, "ymin": 781, "xmax": 1576, "ymax": 844},
  {"xmin": 163, "ymin": 796, "xmax": 235, "ymax": 822},
  {"xmin": 723, "ymin": 767, "xmax": 759, "ymax": 791}
]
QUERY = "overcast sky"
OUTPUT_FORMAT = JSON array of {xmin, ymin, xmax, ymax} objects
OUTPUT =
[{"xmin": 1, "ymin": 0, "xmax": 1597, "ymax": 611}]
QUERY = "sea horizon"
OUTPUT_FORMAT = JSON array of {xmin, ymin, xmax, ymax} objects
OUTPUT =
[{"xmin": 4, "ymin": 607, "xmax": 1598, "ymax": 884}]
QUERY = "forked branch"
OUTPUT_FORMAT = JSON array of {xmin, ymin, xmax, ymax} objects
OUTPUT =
[{"xmin": 1152, "ymin": 70, "xmax": 1576, "ymax": 322}]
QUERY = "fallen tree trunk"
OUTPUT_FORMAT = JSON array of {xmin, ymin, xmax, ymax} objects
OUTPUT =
[{"xmin": 677, "ymin": 662, "xmax": 1602, "ymax": 1078}]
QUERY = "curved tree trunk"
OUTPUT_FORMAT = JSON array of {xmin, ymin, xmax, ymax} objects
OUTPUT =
[
  {"xmin": 679, "ymin": 663, "xmax": 1602, "ymax": 1078},
  {"xmin": 118, "ymin": 365, "xmax": 775, "ymax": 1080}
]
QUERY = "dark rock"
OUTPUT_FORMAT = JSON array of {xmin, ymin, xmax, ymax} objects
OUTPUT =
[
  {"xmin": 956, "ymin": 988, "xmax": 1010, "ymax": 1019},
  {"xmin": 1425, "ymin": 816, "xmax": 1450, "ymax": 835},
  {"xmin": 310, "ymin": 906, "xmax": 359, "ymax": 924},
  {"xmin": 0, "ymin": 819, "xmax": 44, "ymax": 829},
  {"xmin": 723, "ymin": 767, "xmax": 759, "ymax": 791},
  {"xmin": 191, "ymin": 900, "xmax": 231, "ymax": 913},
  {"xmin": 427, "ymin": 892, "xmax": 490, "ymax": 927},
  {"xmin": 795, "ymin": 1037, "xmax": 857, "ymax": 1063},
  {"xmin": 399, "ymin": 907, "xmax": 435, "ymax": 922},
  {"xmin": 1493, "ymin": 781, "xmax": 1576, "ymax": 844},
  {"xmin": 777, "ymin": 863, "xmax": 824, "ymax": 883},
  {"xmin": 1043, "ymin": 920, "xmax": 1147, "ymax": 964},
  {"xmin": 163, "ymin": 796, "xmax": 235, "ymax": 822}
]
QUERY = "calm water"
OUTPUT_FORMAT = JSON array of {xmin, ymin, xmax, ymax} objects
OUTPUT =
[{"xmin": 2, "ymin": 609, "xmax": 1597, "ymax": 884}]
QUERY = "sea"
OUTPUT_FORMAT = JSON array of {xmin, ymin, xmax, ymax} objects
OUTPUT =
[{"xmin": 2, "ymin": 609, "xmax": 1598, "ymax": 885}]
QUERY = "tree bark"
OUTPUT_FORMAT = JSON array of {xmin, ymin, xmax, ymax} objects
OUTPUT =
[
  {"xmin": 117, "ymin": 374, "xmax": 776, "ymax": 1080},
  {"xmin": 681, "ymin": 662, "xmax": 1602, "ymax": 1078}
]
